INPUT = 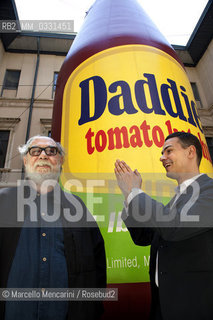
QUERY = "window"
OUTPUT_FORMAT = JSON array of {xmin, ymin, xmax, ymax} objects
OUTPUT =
[
  {"xmin": 2, "ymin": 70, "xmax": 21, "ymax": 91},
  {"xmin": 0, "ymin": 131, "xmax": 10, "ymax": 168},
  {"xmin": 40, "ymin": 119, "xmax": 52, "ymax": 136},
  {"xmin": 191, "ymin": 82, "xmax": 203, "ymax": 108},
  {"xmin": 52, "ymin": 72, "xmax": 59, "ymax": 97},
  {"xmin": 206, "ymin": 137, "xmax": 213, "ymax": 163}
]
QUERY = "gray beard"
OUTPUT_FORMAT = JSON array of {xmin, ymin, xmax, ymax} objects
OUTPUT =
[{"xmin": 25, "ymin": 171, "xmax": 60, "ymax": 185}]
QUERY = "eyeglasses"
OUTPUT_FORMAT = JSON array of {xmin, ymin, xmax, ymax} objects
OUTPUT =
[{"xmin": 27, "ymin": 146, "xmax": 60, "ymax": 157}]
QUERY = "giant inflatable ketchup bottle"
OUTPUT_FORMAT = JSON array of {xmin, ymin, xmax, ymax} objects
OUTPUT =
[{"xmin": 52, "ymin": 0, "xmax": 213, "ymax": 318}]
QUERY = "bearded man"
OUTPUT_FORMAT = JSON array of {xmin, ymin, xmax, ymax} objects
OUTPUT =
[{"xmin": 0, "ymin": 135, "xmax": 106, "ymax": 320}]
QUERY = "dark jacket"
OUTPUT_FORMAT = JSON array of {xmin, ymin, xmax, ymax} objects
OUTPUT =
[
  {"xmin": 0, "ymin": 185, "xmax": 106, "ymax": 320},
  {"xmin": 122, "ymin": 174, "xmax": 213, "ymax": 320}
]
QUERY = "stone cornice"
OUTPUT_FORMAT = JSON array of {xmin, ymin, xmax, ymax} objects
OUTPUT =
[
  {"xmin": 203, "ymin": 126, "xmax": 213, "ymax": 137},
  {"xmin": 0, "ymin": 98, "xmax": 53, "ymax": 109},
  {"xmin": 198, "ymin": 104, "xmax": 213, "ymax": 117},
  {"xmin": 0, "ymin": 117, "xmax": 20, "ymax": 128}
]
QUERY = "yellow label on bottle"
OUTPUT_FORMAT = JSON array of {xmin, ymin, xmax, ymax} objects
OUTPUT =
[{"xmin": 61, "ymin": 44, "xmax": 212, "ymax": 187}]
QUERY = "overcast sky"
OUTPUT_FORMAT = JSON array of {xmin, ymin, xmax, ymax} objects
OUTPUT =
[{"xmin": 15, "ymin": 0, "xmax": 209, "ymax": 45}]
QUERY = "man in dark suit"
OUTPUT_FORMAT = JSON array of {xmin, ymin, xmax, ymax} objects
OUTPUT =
[
  {"xmin": 0, "ymin": 135, "xmax": 106, "ymax": 320},
  {"xmin": 114, "ymin": 132, "xmax": 213, "ymax": 320}
]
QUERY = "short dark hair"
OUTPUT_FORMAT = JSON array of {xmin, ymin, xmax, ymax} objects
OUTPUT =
[{"xmin": 165, "ymin": 132, "xmax": 202, "ymax": 166}]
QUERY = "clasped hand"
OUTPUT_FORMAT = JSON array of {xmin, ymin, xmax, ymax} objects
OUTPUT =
[{"xmin": 114, "ymin": 159, "xmax": 142, "ymax": 200}]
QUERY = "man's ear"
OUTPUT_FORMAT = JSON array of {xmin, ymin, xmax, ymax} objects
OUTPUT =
[
  {"xmin": 23, "ymin": 156, "xmax": 27, "ymax": 166},
  {"xmin": 188, "ymin": 145, "xmax": 196, "ymax": 159},
  {"xmin": 60, "ymin": 156, "xmax": 64, "ymax": 165}
]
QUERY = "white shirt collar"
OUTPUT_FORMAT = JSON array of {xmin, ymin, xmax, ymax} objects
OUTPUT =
[{"xmin": 175, "ymin": 173, "xmax": 204, "ymax": 195}]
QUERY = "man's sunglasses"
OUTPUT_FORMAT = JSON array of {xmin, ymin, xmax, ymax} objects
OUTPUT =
[{"xmin": 27, "ymin": 146, "xmax": 60, "ymax": 157}]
